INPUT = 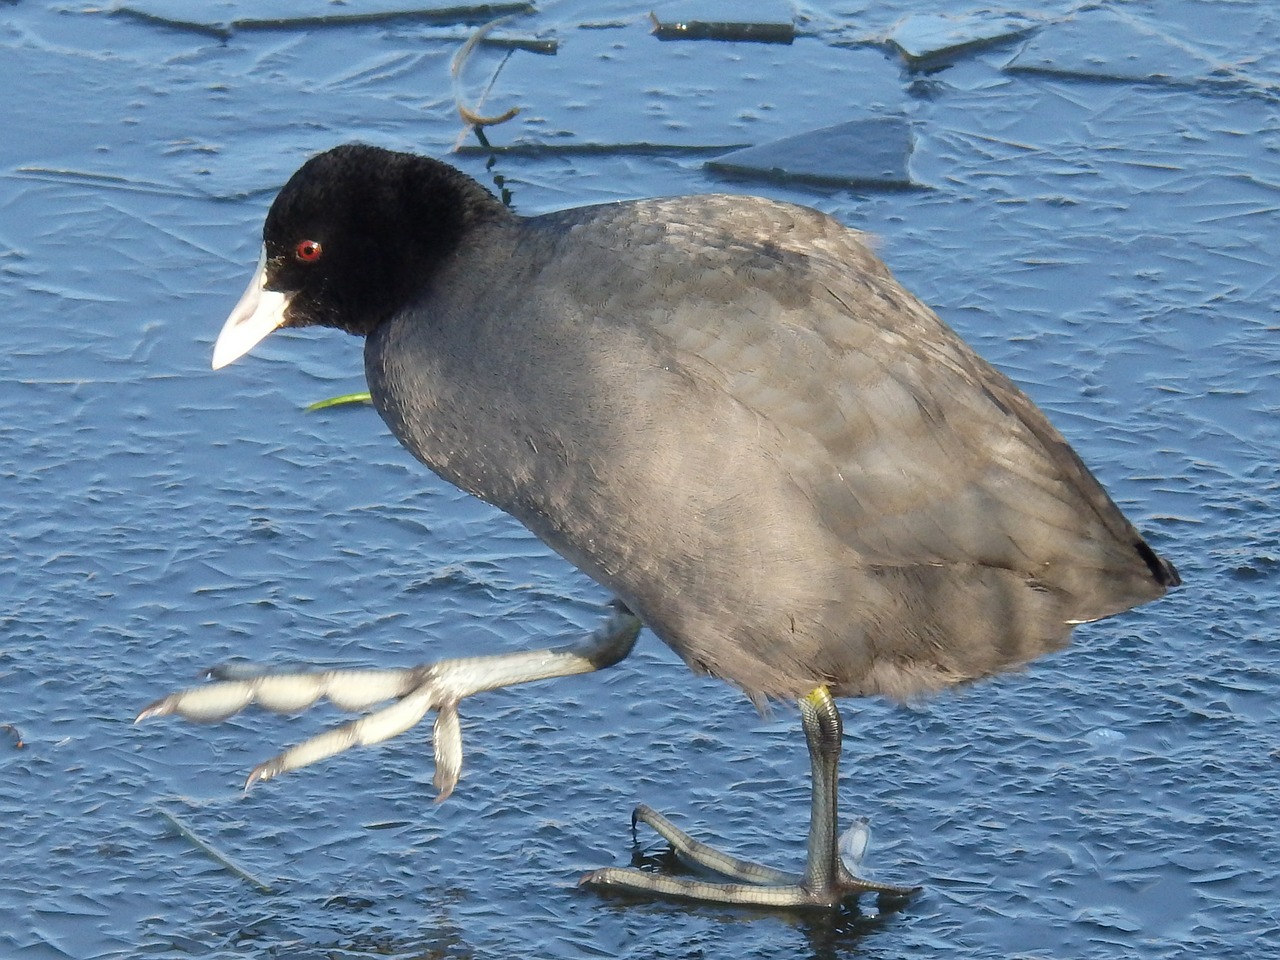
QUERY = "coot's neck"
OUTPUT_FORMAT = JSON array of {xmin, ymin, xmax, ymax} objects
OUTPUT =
[
  {"xmin": 350, "ymin": 155, "xmax": 514, "ymax": 336},
  {"xmin": 397, "ymin": 155, "xmax": 513, "ymax": 248}
]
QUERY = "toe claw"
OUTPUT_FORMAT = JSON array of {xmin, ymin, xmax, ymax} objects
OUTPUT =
[
  {"xmin": 244, "ymin": 760, "xmax": 279, "ymax": 790},
  {"xmin": 134, "ymin": 697, "xmax": 173, "ymax": 723}
]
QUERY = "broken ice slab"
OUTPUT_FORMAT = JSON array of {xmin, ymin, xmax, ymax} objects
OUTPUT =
[
  {"xmin": 886, "ymin": 12, "xmax": 1035, "ymax": 68},
  {"xmin": 1005, "ymin": 8, "xmax": 1224, "ymax": 86},
  {"xmin": 649, "ymin": 0, "xmax": 795, "ymax": 44},
  {"xmin": 461, "ymin": 21, "xmax": 902, "ymax": 152},
  {"xmin": 112, "ymin": 0, "xmax": 535, "ymax": 38},
  {"xmin": 705, "ymin": 116, "xmax": 915, "ymax": 189}
]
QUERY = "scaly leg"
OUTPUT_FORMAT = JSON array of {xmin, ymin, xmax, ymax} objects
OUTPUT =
[
  {"xmin": 582, "ymin": 687, "xmax": 920, "ymax": 908},
  {"xmin": 137, "ymin": 602, "xmax": 641, "ymax": 799}
]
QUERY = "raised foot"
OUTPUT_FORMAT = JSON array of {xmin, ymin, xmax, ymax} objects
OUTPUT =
[
  {"xmin": 581, "ymin": 804, "xmax": 921, "ymax": 910},
  {"xmin": 135, "ymin": 604, "xmax": 641, "ymax": 798}
]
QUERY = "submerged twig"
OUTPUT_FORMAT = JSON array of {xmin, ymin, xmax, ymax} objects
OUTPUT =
[
  {"xmin": 155, "ymin": 805, "xmax": 273, "ymax": 894},
  {"xmin": 452, "ymin": 16, "xmax": 522, "ymax": 130},
  {"xmin": 648, "ymin": 10, "xmax": 795, "ymax": 44}
]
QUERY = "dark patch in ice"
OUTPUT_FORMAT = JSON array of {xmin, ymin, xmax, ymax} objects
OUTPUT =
[
  {"xmin": 649, "ymin": 0, "xmax": 795, "ymax": 44},
  {"xmin": 113, "ymin": 0, "xmax": 536, "ymax": 39}
]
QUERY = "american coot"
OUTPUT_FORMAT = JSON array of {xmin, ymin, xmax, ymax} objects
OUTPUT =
[{"xmin": 140, "ymin": 144, "xmax": 1179, "ymax": 908}]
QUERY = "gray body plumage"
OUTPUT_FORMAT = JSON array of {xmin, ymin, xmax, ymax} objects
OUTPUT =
[{"xmin": 366, "ymin": 194, "xmax": 1171, "ymax": 702}]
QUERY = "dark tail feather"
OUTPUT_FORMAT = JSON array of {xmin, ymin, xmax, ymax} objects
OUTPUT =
[{"xmin": 1135, "ymin": 538, "xmax": 1180, "ymax": 588}]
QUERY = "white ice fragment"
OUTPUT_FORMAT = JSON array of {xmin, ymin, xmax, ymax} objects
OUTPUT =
[{"xmin": 839, "ymin": 817, "xmax": 871, "ymax": 874}]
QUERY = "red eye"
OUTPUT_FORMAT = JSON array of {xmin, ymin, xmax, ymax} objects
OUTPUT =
[{"xmin": 295, "ymin": 239, "xmax": 323, "ymax": 262}]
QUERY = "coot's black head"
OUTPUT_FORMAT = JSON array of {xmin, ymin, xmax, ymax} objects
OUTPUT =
[{"xmin": 213, "ymin": 143, "xmax": 508, "ymax": 369}]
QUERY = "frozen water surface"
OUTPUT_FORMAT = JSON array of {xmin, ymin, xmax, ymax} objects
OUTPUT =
[{"xmin": 1, "ymin": 1, "xmax": 1277, "ymax": 958}]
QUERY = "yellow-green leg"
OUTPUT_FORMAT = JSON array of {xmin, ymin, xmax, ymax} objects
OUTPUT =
[{"xmin": 582, "ymin": 686, "xmax": 921, "ymax": 908}]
